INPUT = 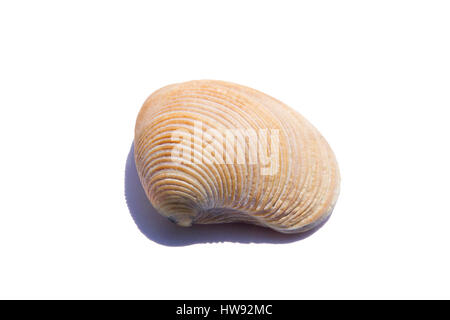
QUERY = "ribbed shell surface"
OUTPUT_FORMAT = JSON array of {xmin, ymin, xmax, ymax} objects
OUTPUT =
[{"xmin": 135, "ymin": 80, "xmax": 340, "ymax": 233}]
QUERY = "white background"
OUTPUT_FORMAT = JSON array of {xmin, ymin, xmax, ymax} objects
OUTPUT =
[{"xmin": 0, "ymin": 1, "xmax": 449, "ymax": 299}]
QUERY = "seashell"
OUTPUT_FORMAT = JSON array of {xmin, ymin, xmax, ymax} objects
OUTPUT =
[{"xmin": 134, "ymin": 80, "xmax": 340, "ymax": 233}]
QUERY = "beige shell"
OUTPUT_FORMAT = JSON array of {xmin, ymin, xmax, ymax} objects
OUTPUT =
[{"xmin": 134, "ymin": 80, "xmax": 340, "ymax": 233}]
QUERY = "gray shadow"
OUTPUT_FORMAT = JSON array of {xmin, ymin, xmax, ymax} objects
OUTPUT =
[{"xmin": 125, "ymin": 143, "xmax": 330, "ymax": 246}]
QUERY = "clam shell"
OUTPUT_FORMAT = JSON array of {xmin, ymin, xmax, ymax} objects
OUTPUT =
[{"xmin": 134, "ymin": 80, "xmax": 340, "ymax": 233}]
